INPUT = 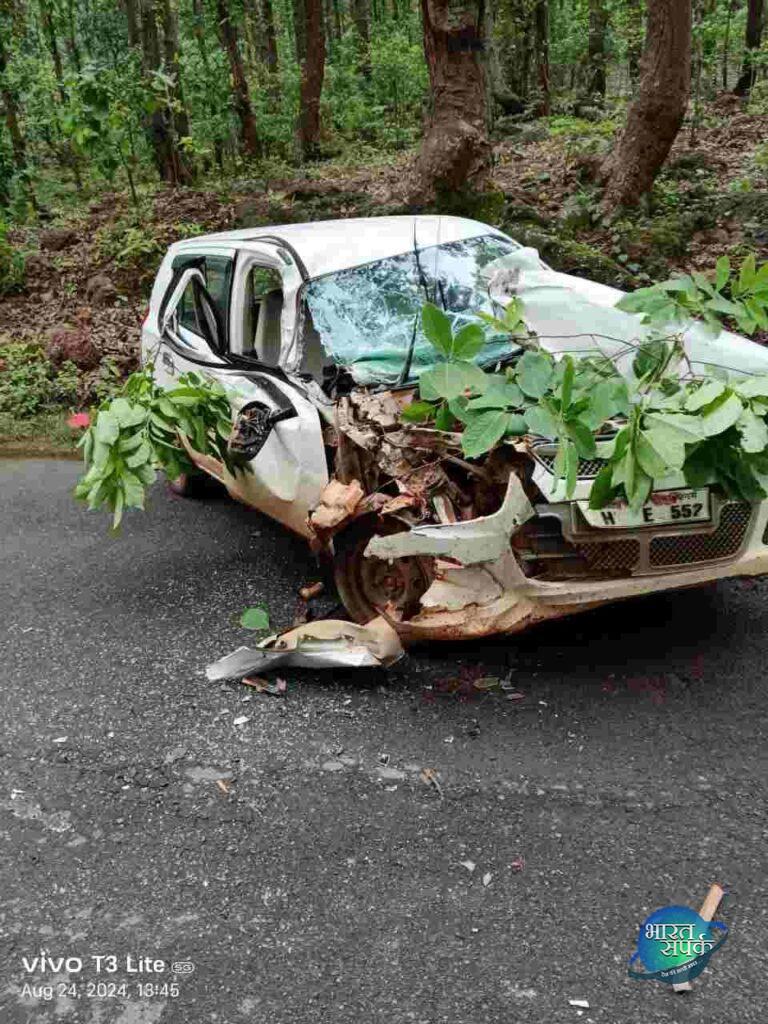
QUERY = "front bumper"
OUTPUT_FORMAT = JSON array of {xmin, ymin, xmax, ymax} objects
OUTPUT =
[{"xmin": 365, "ymin": 478, "xmax": 768, "ymax": 642}]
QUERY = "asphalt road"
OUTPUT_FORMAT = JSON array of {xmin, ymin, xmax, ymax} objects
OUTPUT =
[{"xmin": 1, "ymin": 458, "xmax": 767, "ymax": 1024}]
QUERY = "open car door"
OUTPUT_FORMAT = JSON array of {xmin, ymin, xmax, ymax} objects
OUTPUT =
[{"xmin": 158, "ymin": 260, "xmax": 328, "ymax": 537}]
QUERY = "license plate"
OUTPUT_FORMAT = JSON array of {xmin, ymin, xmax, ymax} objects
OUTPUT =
[{"xmin": 577, "ymin": 488, "xmax": 711, "ymax": 529}]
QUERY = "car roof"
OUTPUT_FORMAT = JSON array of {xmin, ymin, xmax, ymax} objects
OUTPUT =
[{"xmin": 179, "ymin": 215, "xmax": 507, "ymax": 279}]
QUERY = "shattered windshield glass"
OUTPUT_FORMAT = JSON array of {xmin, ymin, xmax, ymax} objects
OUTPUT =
[{"xmin": 303, "ymin": 234, "xmax": 523, "ymax": 385}]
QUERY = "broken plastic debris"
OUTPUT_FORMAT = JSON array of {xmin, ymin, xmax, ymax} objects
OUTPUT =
[
  {"xmin": 232, "ymin": 715, "xmax": 250, "ymax": 726},
  {"xmin": 460, "ymin": 859, "xmax": 476, "ymax": 873},
  {"xmin": 482, "ymin": 872, "xmax": 493, "ymax": 887},
  {"xmin": 206, "ymin": 615, "xmax": 404, "ymax": 680},
  {"xmin": 568, "ymin": 1000, "xmax": 589, "ymax": 1008}
]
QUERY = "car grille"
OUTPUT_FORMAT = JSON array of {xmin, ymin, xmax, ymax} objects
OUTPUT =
[
  {"xmin": 514, "ymin": 501, "xmax": 753, "ymax": 581},
  {"xmin": 649, "ymin": 502, "xmax": 752, "ymax": 567},
  {"xmin": 531, "ymin": 445, "xmax": 605, "ymax": 479}
]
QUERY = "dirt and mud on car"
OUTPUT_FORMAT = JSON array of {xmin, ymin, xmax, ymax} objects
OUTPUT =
[{"xmin": 110, "ymin": 215, "xmax": 768, "ymax": 675}]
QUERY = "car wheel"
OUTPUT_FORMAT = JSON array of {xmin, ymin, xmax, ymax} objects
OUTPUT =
[
  {"xmin": 166, "ymin": 471, "xmax": 206, "ymax": 498},
  {"xmin": 333, "ymin": 517, "xmax": 432, "ymax": 625}
]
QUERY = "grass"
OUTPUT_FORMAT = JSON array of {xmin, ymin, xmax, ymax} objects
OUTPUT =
[{"xmin": 0, "ymin": 410, "xmax": 80, "ymax": 458}]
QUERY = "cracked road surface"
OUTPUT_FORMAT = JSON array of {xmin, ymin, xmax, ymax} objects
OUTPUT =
[{"xmin": 1, "ymin": 458, "xmax": 767, "ymax": 1023}]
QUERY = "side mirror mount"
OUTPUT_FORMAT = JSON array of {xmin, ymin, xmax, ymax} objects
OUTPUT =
[{"xmin": 228, "ymin": 400, "xmax": 298, "ymax": 462}]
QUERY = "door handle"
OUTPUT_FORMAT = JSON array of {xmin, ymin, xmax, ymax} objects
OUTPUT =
[{"xmin": 162, "ymin": 351, "xmax": 176, "ymax": 373}]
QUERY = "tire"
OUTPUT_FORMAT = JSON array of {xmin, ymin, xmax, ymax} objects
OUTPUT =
[
  {"xmin": 166, "ymin": 471, "xmax": 207, "ymax": 498},
  {"xmin": 333, "ymin": 517, "xmax": 432, "ymax": 624}
]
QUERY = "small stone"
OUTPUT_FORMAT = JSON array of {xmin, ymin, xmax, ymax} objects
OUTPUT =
[
  {"xmin": 321, "ymin": 760, "xmax": 345, "ymax": 772},
  {"xmin": 377, "ymin": 767, "xmax": 405, "ymax": 781}
]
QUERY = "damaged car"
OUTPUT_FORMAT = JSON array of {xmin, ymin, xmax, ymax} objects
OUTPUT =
[{"xmin": 141, "ymin": 215, "xmax": 768, "ymax": 647}]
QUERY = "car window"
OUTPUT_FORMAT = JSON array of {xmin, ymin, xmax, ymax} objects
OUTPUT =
[
  {"xmin": 303, "ymin": 234, "xmax": 521, "ymax": 385},
  {"xmin": 177, "ymin": 255, "xmax": 233, "ymax": 343}
]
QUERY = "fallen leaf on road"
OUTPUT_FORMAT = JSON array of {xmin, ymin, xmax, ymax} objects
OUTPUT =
[
  {"xmin": 420, "ymin": 767, "xmax": 443, "ymax": 799},
  {"xmin": 473, "ymin": 676, "xmax": 502, "ymax": 692}
]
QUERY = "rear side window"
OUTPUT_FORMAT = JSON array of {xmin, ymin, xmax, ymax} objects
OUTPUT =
[{"xmin": 177, "ymin": 255, "xmax": 234, "ymax": 343}]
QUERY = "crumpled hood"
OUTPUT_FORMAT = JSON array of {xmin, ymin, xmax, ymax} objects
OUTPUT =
[{"xmin": 485, "ymin": 248, "xmax": 768, "ymax": 377}]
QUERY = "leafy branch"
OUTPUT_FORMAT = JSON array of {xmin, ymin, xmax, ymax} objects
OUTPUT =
[{"xmin": 74, "ymin": 368, "xmax": 239, "ymax": 530}]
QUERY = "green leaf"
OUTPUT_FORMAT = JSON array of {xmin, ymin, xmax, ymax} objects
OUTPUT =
[
  {"xmin": 740, "ymin": 253, "xmax": 757, "ymax": 293},
  {"xmin": 588, "ymin": 464, "xmax": 617, "ymax": 509},
  {"xmin": 566, "ymin": 419, "xmax": 597, "ymax": 458},
  {"xmin": 716, "ymin": 255, "xmax": 731, "ymax": 291},
  {"xmin": 94, "ymin": 411, "xmax": 120, "ymax": 446},
  {"xmin": 524, "ymin": 404, "xmax": 559, "ymax": 438},
  {"xmin": 625, "ymin": 460, "xmax": 652, "ymax": 510},
  {"xmin": 435, "ymin": 404, "xmax": 455, "ymax": 431},
  {"xmin": 564, "ymin": 440, "xmax": 578, "ymax": 497},
  {"xmin": 642, "ymin": 425, "xmax": 686, "ymax": 469},
  {"xmin": 452, "ymin": 323, "xmax": 485, "ymax": 360},
  {"xmin": 636, "ymin": 432, "xmax": 670, "ymax": 479},
  {"xmin": 737, "ymin": 374, "xmax": 768, "ymax": 399},
  {"xmin": 644, "ymin": 411, "xmax": 705, "ymax": 441},
  {"xmin": 737, "ymin": 408, "xmax": 768, "ymax": 453},
  {"xmin": 700, "ymin": 391, "xmax": 744, "ymax": 437},
  {"xmin": 516, "ymin": 350, "xmax": 554, "ymax": 398},
  {"xmin": 560, "ymin": 356, "xmax": 575, "ymax": 411},
  {"xmin": 466, "ymin": 374, "xmax": 524, "ymax": 410},
  {"xmin": 505, "ymin": 413, "xmax": 528, "ymax": 436},
  {"xmin": 633, "ymin": 338, "xmax": 669, "ymax": 380},
  {"xmin": 240, "ymin": 606, "xmax": 271, "ymax": 631},
  {"xmin": 460, "ymin": 410, "xmax": 510, "ymax": 458},
  {"xmin": 685, "ymin": 379, "xmax": 725, "ymax": 412},
  {"xmin": 400, "ymin": 400, "xmax": 435, "ymax": 423},
  {"xmin": 421, "ymin": 303, "xmax": 453, "ymax": 356},
  {"xmin": 111, "ymin": 488, "xmax": 125, "ymax": 531}
]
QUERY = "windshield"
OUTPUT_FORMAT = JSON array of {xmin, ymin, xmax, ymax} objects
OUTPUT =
[{"xmin": 302, "ymin": 233, "xmax": 523, "ymax": 385}]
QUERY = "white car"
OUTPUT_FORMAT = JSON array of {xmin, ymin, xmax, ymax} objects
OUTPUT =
[{"xmin": 141, "ymin": 215, "xmax": 768, "ymax": 643}]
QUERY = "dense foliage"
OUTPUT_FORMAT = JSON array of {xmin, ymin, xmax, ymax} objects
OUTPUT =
[
  {"xmin": 405, "ymin": 256, "xmax": 768, "ymax": 509},
  {"xmin": 74, "ymin": 368, "xmax": 240, "ymax": 529}
]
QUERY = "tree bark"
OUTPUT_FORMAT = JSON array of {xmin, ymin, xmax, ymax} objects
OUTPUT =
[
  {"xmin": 140, "ymin": 0, "xmax": 192, "ymax": 183},
  {"xmin": 352, "ymin": 0, "xmax": 371, "ymax": 77},
  {"xmin": 259, "ymin": 0, "xmax": 279, "ymax": 74},
  {"xmin": 416, "ymin": 0, "xmax": 491, "ymax": 195},
  {"xmin": 533, "ymin": 0, "xmax": 549, "ymax": 115},
  {"xmin": 297, "ymin": 0, "xmax": 326, "ymax": 159},
  {"xmin": 601, "ymin": 0, "xmax": 692, "ymax": 210},
  {"xmin": 293, "ymin": 0, "xmax": 307, "ymax": 63},
  {"xmin": 734, "ymin": 0, "xmax": 764, "ymax": 95},
  {"xmin": 0, "ymin": 21, "xmax": 27, "ymax": 175},
  {"xmin": 216, "ymin": 0, "xmax": 260, "ymax": 157},
  {"xmin": 38, "ymin": 0, "xmax": 66, "ymax": 101},
  {"xmin": 124, "ymin": 0, "xmax": 141, "ymax": 48},
  {"xmin": 586, "ymin": 0, "xmax": 608, "ymax": 99}
]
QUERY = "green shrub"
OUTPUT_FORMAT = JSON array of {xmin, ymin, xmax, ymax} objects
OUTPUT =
[
  {"xmin": 0, "ymin": 341, "xmax": 80, "ymax": 418},
  {"xmin": 0, "ymin": 221, "xmax": 25, "ymax": 295}
]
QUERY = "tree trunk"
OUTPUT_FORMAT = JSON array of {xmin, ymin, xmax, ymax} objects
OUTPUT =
[
  {"xmin": 260, "ymin": 0, "xmax": 279, "ymax": 74},
  {"xmin": 293, "ymin": 0, "xmax": 307, "ymax": 62},
  {"xmin": 216, "ymin": 0, "xmax": 260, "ymax": 157},
  {"xmin": 0, "ymin": 24, "xmax": 27, "ymax": 175},
  {"xmin": 416, "ymin": 0, "xmax": 491, "ymax": 195},
  {"xmin": 191, "ymin": 0, "xmax": 225, "ymax": 169},
  {"xmin": 66, "ymin": 0, "xmax": 81, "ymax": 71},
  {"xmin": 297, "ymin": 0, "xmax": 326, "ymax": 159},
  {"xmin": 139, "ymin": 0, "xmax": 191, "ymax": 183},
  {"xmin": 721, "ymin": 0, "xmax": 733, "ymax": 88},
  {"xmin": 352, "ymin": 0, "xmax": 371, "ymax": 77},
  {"xmin": 734, "ymin": 0, "xmax": 764, "ymax": 95},
  {"xmin": 533, "ymin": 0, "xmax": 549, "ymax": 115},
  {"xmin": 124, "ymin": 0, "xmax": 141, "ymax": 48},
  {"xmin": 38, "ymin": 0, "xmax": 66, "ymax": 101},
  {"xmin": 586, "ymin": 0, "xmax": 608, "ymax": 99},
  {"xmin": 601, "ymin": 0, "xmax": 692, "ymax": 210},
  {"xmin": 160, "ymin": 0, "xmax": 192, "ymax": 179}
]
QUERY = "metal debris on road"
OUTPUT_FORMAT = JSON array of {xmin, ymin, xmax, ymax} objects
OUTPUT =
[{"xmin": 206, "ymin": 615, "xmax": 404, "ymax": 679}]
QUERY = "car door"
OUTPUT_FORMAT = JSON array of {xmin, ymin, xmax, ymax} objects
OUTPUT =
[
  {"xmin": 154, "ymin": 248, "xmax": 236, "ymax": 390},
  {"xmin": 156, "ymin": 244, "xmax": 329, "ymax": 537}
]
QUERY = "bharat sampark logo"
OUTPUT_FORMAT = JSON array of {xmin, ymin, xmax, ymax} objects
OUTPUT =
[{"xmin": 628, "ymin": 887, "xmax": 728, "ymax": 986}]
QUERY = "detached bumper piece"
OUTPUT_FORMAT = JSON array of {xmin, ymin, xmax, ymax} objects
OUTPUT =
[{"xmin": 206, "ymin": 615, "xmax": 404, "ymax": 680}]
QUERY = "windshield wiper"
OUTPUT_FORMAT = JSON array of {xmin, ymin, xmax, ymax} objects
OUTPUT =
[{"xmin": 398, "ymin": 221, "xmax": 435, "ymax": 386}]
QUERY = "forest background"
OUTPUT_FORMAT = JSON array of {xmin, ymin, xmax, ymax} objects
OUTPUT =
[{"xmin": 1, "ymin": 0, "xmax": 767, "ymax": 452}]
